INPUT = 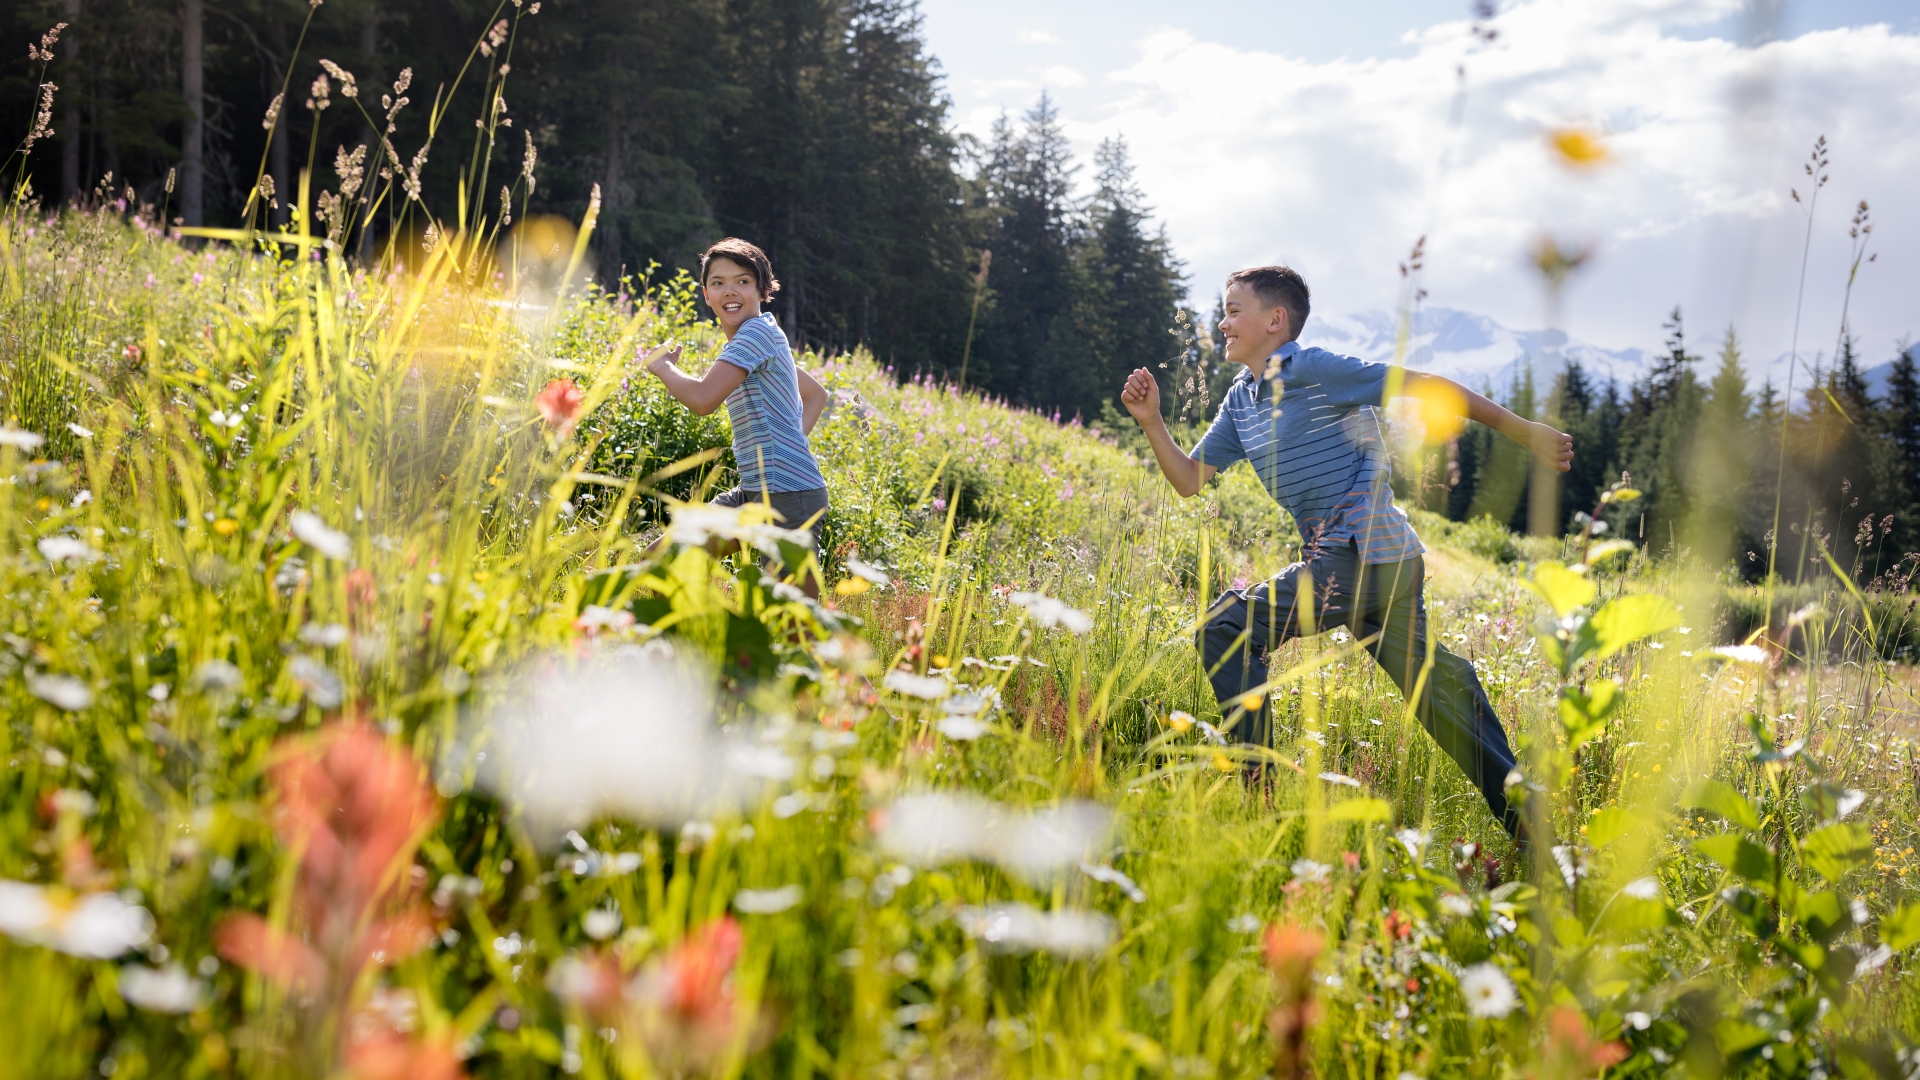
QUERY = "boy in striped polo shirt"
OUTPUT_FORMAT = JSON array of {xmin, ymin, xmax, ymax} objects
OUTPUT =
[
  {"xmin": 1120, "ymin": 266, "xmax": 1572, "ymax": 837},
  {"xmin": 642, "ymin": 238, "xmax": 831, "ymax": 584}
]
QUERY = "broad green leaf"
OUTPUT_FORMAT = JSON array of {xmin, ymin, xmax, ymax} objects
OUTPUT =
[
  {"xmin": 1524, "ymin": 560, "xmax": 1595, "ymax": 617},
  {"xmin": 1587, "ymin": 806, "xmax": 1633, "ymax": 849},
  {"xmin": 1589, "ymin": 593, "xmax": 1682, "ymax": 660},
  {"xmin": 1682, "ymin": 780, "xmax": 1761, "ymax": 832},
  {"xmin": 1801, "ymin": 822, "xmax": 1874, "ymax": 882},
  {"xmin": 1882, "ymin": 901, "xmax": 1920, "ymax": 951},
  {"xmin": 1581, "ymin": 539, "xmax": 1637, "ymax": 567},
  {"xmin": 1327, "ymin": 797, "xmax": 1393, "ymax": 823},
  {"xmin": 1792, "ymin": 889, "xmax": 1850, "ymax": 942},
  {"xmin": 1694, "ymin": 833, "xmax": 1775, "ymax": 884}
]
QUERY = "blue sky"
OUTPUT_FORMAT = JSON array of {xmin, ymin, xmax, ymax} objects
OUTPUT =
[{"xmin": 917, "ymin": 0, "xmax": 1919, "ymax": 370}]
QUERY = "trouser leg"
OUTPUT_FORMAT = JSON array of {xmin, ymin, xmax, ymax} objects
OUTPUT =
[
  {"xmin": 1359, "ymin": 558, "xmax": 1521, "ymax": 835},
  {"xmin": 1197, "ymin": 550, "xmax": 1356, "ymax": 753}
]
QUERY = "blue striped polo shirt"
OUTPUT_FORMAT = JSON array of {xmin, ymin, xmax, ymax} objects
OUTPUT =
[
  {"xmin": 716, "ymin": 313, "xmax": 827, "ymax": 494},
  {"xmin": 1193, "ymin": 340, "xmax": 1423, "ymax": 564}
]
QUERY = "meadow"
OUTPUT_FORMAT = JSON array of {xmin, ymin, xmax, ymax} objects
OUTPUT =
[{"xmin": 0, "ymin": 190, "xmax": 1917, "ymax": 1080}]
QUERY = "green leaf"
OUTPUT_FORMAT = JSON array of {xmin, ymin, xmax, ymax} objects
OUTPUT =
[
  {"xmin": 1694, "ymin": 833, "xmax": 1775, "ymax": 884},
  {"xmin": 1327, "ymin": 797, "xmax": 1393, "ymax": 823},
  {"xmin": 1559, "ymin": 679, "xmax": 1622, "ymax": 751},
  {"xmin": 1587, "ymin": 806, "xmax": 1633, "ymax": 849},
  {"xmin": 1682, "ymin": 780, "xmax": 1761, "ymax": 832},
  {"xmin": 1881, "ymin": 901, "xmax": 1920, "ymax": 951},
  {"xmin": 1524, "ymin": 560, "xmax": 1596, "ymax": 618},
  {"xmin": 1581, "ymin": 539, "xmax": 1637, "ymax": 567},
  {"xmin": 1588, "ymin": 593, "xmax": 1682, "ymax": 660},
  {"xmin": 1792, "ymin": 889, "xmax": 1851, "ymax": 943},
  {"xmin": 1801, "ymin": 822, "xmax": 1874, "ymax": 882}
]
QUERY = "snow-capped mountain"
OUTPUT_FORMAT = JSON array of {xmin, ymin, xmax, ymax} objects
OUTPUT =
[{"xmin": 1301, "ymin": 307, "xmax": 1652, "ymax": 392}]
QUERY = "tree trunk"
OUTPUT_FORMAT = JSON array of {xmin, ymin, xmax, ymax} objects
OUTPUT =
[
  {"xmin": 180, "ymin": 0, "xmax": 204, "ymax": 227},
  {"xmin": 59, "ymin": 0, "xmax": 80, "ymax": 204},
  {"xmin": 597, "ymin": 123, "xmax": 622, "ymax": 278}
]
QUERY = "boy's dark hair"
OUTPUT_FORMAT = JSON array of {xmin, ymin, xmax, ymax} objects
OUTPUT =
[
  {"xmin": 1225, "ymin": 265, "xmax": 1310, "ymax": 341},
  {"xmin": 699, "ymin": 238, "xmax": 781, "ymax": 302}
]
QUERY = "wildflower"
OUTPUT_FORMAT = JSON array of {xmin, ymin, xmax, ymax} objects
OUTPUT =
[
  {"xmin": 217, "ymin": 721, "xmax": 439, "ymax": 996},
  {"xmin": 0, "ymin": 426, "xmax": 46, "ymax": 450},
  {"xmin": 1709, "ymin": 644, "xmax": 1770, "ymax": 666},
  {"xmin": 733, "ymin": 885, "xmax": 803, "ymax": 914},
  {"xmin": 1168, "ymin": 710, "xmax": 1196, "ymax": 733},
  {"xmin": 581, "ymin": 908, "xmax": 622, "ymax": 940},
  {"xmin": 1439, "ymin": 893, "xmax": 1475, "ymax": 917},
  {"xmin": 1261, "ymin": 924, "xmax": 1324, "ymax": 1080},
  {"xmin": 536, "ymin": 378, "xmax": 585, "ymax": 436},
  {"xmin": 937, "ymin": 715, "xmax": 989, "ymax": 741},
  {"xmin": 549, "ymin": 951, "xmax": 622, "ymax": 1013},
  {"xmin": 625, "ymin": 917, "xmax": 757, "ymax": 1070},
  {"xmin": 1078, "ymin": 861, "xmax": 1146, "ymax": 903},
  {"xmin": 846, "ymin": 557, "xmax": 890, "ymax": 586},
  {"xmin": 1227, "ymin": 913, "xmax": 1263, "ymax": 933},
  {"xmin": 1318, "ymin": 771, "xmax": 1362, "ymax": 788},
  {"xmin": 1395, "ymin": 828, "xmax": 1431, "ymax": 858},
  {"xmin": 1608, "ymin": 876, "xmax": 1661, "ymax": 903},
  {"xmin": 37, "ymin": 536, "xmax": 99, "ymax": 564},
  {"xmin": 193, "ymin": 659, "xmax": 243, "ymax": 692},
  {"xmin": 66, "ymin": 422, "xmax": 92, "ymax": 439},
  {"xmin": 667, "ymin": 504, "xmax": 813, "ymax": 560},
  {"xmin": 573, "ymin": 605, "xmax": 635, "ymax": 636},
  {"xmin": 29, "ymin": 673, "xmax": 92, "ymax": 711},
  {"xmin": 473, "ymin": 643, "xmax": 760, "ymax": 835},
  {"xmin": 0, "ymin": 880, "xmax": 152, "ymax": 958},
  {"xmin": 883, "ymin": 670, "xmax": 948, "ymax": 700},
  {"xmin": 1549, "ymin": 127, "xmax": 1610, "ymax": 167},
  {"xmin": 118, "ymin": 964, "xmax": 206, "ymax": 1013},
  {"xmin": 1290, "ymin": 859, "xmax": 1331, "ymax": 884},
  {"xmin": 1458, "ymin": 962, "xmax": 1517, "ymax": 1018},
  {"xmin": 1008, "ymin": 590, "xmax": 1092, "ymax": 633},
  {"xmin": 873, "ymin": 793, "xmax": 1111, "ymax": 881},
  {"xmin": 956, "ymin": 903, "xmax": 1114, "ymax": 957},
  {"xmin": 291, "ymin": 511, "xmax": 352, "ymax": 560},
  {"xmin": 1543, "ymin": 1006, "xmax": 1628, "ymax": 1074}
]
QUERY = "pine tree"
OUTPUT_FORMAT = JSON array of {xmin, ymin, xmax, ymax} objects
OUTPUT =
[
  {"xmin": 1079, "ymin": 136, "xmax": 1184, "ymax": 422},
  {"xmin": 1687, "ymin": 326, "xmax": 1755, "ymax": 562}
]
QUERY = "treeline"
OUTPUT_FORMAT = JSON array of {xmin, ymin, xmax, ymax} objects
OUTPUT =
[
  {"xmin": 0, "ymin": 0, "xmax": 1185, "ymax": 418},
  {"xmin": 1409, "ymin": 308, "xmax": 1920, "ymax": 583}
]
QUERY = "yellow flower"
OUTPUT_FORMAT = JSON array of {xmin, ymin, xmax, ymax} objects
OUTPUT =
[
  {"xmin": 473, "ymin": 570, "xmax": 490, "ymax": 583},
  {"xmin": 1169, "ymin": 710, "xmax": 1196, "ymax": 733},
  {"xmin": 931, "ymin": 655, "xmax": 950, "ymax": 669},
  {"xmin": 1240, "ymin": 691, "xmax": 1266, "ymax": 711},
  {"xmin": 212, "ymin": 518, "xmax": 239, "ymax": 537},
  {"xmin": 835, "ymin": 577, "xmax": 870, "ymax": 597},
  {"xmin": 1213, "ymin": 753, "xmax": 1235, "ymax": 772},
  {"xmin": 1549, "ymin": 127, "xmax": 1609, "ymax": 167}
]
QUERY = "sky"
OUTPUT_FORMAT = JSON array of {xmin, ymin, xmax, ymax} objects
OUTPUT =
[{"xmin": 917, "ymin": 0, "xmax": 1920, "ymax": 374}]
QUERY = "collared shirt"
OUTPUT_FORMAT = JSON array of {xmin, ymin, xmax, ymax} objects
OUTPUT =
[
  {"xmin": 715, "ymin": 313, "xmax": 828, "ymax": 494},
  {"xmin": 1192, "ymin": 340, "xmax": 1424, "ymax": 564}
]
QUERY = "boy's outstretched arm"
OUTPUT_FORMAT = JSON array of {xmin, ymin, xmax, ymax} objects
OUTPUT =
[
  {"xmin": 1120, "ymin": 367, "xmax": 1216, "ymax": 497},
  {"xmin": 642, "ymin": 342, "xmax": 747, "ymax": 416},
  {"xmin": 1402, "ymin": 370, "xmax": 1573, "ymax": 471}
]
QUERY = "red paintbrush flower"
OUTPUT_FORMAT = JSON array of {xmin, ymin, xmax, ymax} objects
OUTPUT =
[{"xmin": 537, "ymin": 379, "xmax": 585, "ymax": 435}]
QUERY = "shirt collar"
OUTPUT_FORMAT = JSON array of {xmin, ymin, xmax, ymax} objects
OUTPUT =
[{"xmin": 1237, "ymin": 340, "xmax": 1301, "ymax": 385}]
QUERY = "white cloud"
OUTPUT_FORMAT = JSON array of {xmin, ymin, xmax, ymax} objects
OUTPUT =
[
  {"xmin": 987, "ymin": 0, "xmax": 1919, "ymax": 370},
  {"xmin": 1041, "ymin": 65, "xmax": 1088, "ymax": 88},
  {"xmin": 1016, "ymin": 28, "xmax": 1061, "ymax": 46}
]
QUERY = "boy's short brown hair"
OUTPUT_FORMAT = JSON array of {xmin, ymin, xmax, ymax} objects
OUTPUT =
[
  {"xmin": 699, "ymin": 238, "xmax": 781, "ymax": 302},
  {"xmin": 1225, "ymin": 265, "xmax": 1310, "ymax": 341}
]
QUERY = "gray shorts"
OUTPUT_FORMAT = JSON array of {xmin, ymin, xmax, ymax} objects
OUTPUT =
[{"xmin": 711, "ymin": 485, "xmax": 829, "ymax": 553}]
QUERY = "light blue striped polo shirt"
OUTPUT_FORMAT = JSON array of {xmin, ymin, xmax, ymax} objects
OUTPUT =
[
  {"xmin": 1193, "ymin": 340, "xmax": 1423, "ymax": 564},
  {"xmin": 716, "ymin": 313, "xmax": 827, "ymax": 494}
]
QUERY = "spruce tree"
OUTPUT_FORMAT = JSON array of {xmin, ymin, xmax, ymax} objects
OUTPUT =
[{"xmin": 1080, "ymin": 136, "xmax": 1185, "ymax": 422}]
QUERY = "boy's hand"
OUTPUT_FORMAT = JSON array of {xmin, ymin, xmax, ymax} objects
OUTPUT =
[
  {"xmin": 1120, "ymin": 368, "xmax": 1161, "ymax": 424},
  {"xmin": 1530, "ymin": 422, "xmax": 1574, "ymax": 472},
  {"xmin": 640, "ymin": 341, "xmax": 682, "ymax": 375}
]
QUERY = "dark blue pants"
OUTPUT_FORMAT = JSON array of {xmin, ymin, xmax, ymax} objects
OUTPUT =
[{"xmin": 1198, "ymin": 543, "xmax": 1521, "ymax": 835}]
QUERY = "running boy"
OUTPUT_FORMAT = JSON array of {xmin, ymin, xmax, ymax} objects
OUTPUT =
[
  {"xmin": 641, "ymin": 238, "xmax": 831, "ymax": 571},
  {"xmin": 1120, "ymin": 266, "xmax": 1572, "ymax": 836}
]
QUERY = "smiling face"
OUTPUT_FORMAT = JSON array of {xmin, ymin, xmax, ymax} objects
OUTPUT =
[
  {"xmin": 702, "ymin": 256, "xmax": 762, "ymax": 332},
  {"xmin": 1217, "ymin": 281, "xmax": 1292, "ymax": 370}
]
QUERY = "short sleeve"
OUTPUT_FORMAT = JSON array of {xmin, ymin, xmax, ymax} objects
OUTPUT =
[
  {"xmin": 717, "ymin": 319, "xmax": 780, "ymax": 374},
  {"xmin": 1190, "ymin": 390, "xmax": 1247, "ymax": 470},
  {"xmin": 1296, "ymin": 348, "xmax": 1392, "ymax": 410}
]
